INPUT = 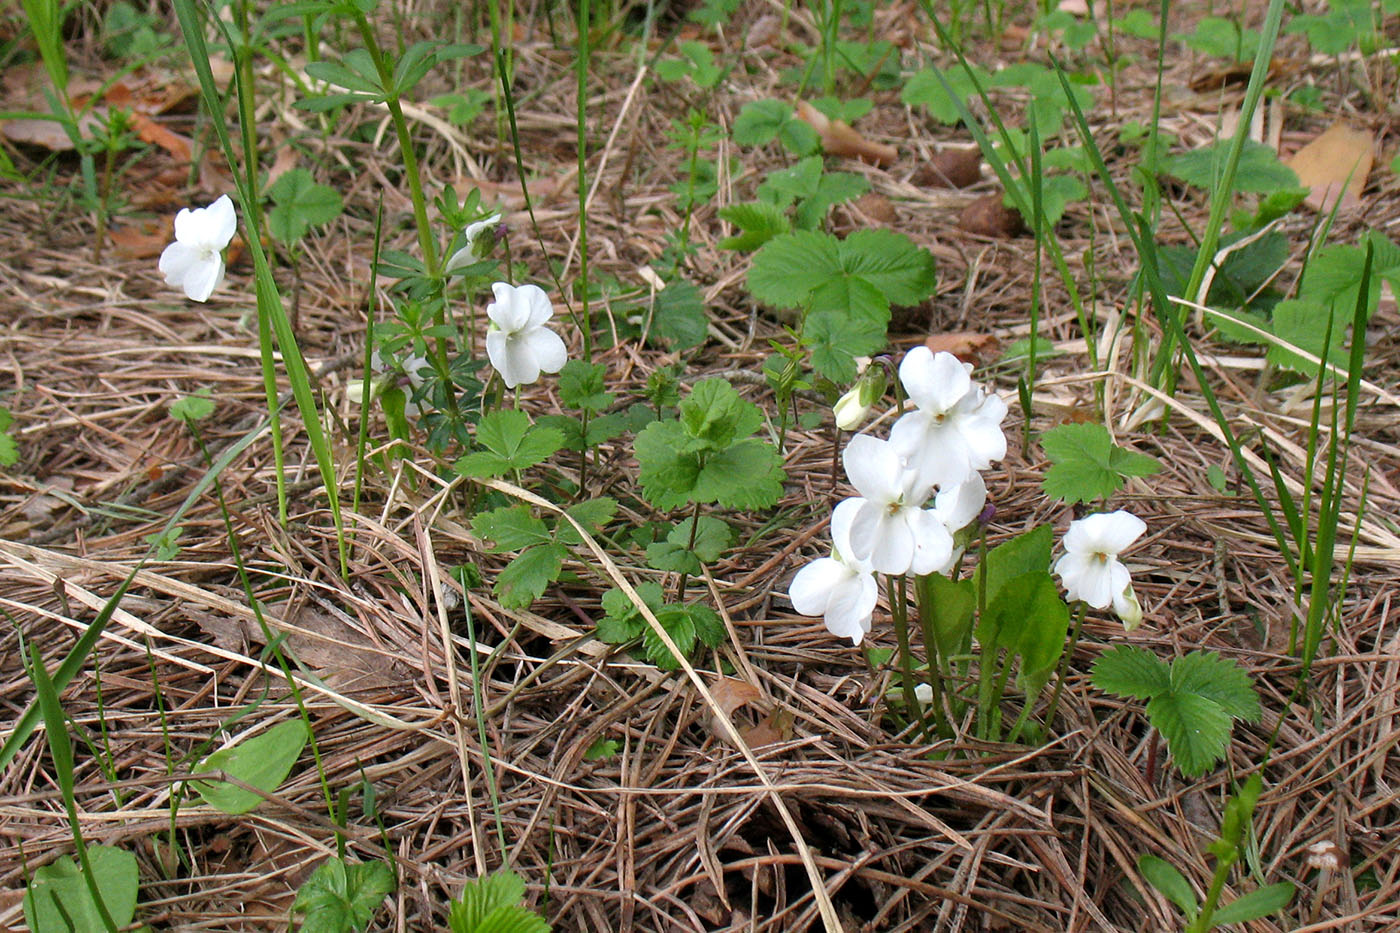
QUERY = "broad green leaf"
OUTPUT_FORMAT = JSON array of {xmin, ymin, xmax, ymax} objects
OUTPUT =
[
  {"xmin": 758, "ymin": 156, "xmax": 824, "ymax": 208},
  {"xmin": 1136, "ymin": 855, "xmax": 1197, "ymax": 919},
  {"xmin": 688, "ymin": 603, "xmax": 725, "ymax": 647},
  {"xmin": 557, "ymin": 360, "xmax": 613, "ymax": 413},
  {"xmin": 975, "ymin": 571, "xmax": 1068, "ymax": 690},
  {"xmin": 804, "ymin": 311, "xmax": 887, "ymax": 383},
  {"xmin": 1092, "ymin": 645, "xmax": 1172, "ymax": 700},
  {"xmin": 691, "ymin": 438, "xmax": 785, "ymax": 509},
  {"xmin": 646, "ymin": 516, "xmax": 732, "ymax": 573},
  {"xmin": 471, "ymin": 506, "xmax": 551, "ymax": 552},
  {"xmin": 556, "ymin": 497, "xmax": 618, "ymax": 546},
  {"xmin": 732, "ymin": 100, "xmax": 818, "ymax": 155},
  {"xmin": 494, "ymin": 543, "xmax": 566, "ymax": 609},
  {"xmin": 794, "ymin": 171, "xmax": 869, "ymax": 230},
  {"xmin": 679, "ymin": 378, "xmax": 764, "ymax": 450},
  {"xmin": 642, "ymin": 604, "xmax": 699, "ymax": 670},
  {"xmin": 267, "ymin": 168, "xmax": 343, "ymax": 244},
  {"xmin": 1161, "ymin": 140, "xmax": 1299, "ymax": 194},
  {"xmin": 747, "ymin": 230, "xmax": 842, "ymax": 310},
  {"xmin": 918, "ymin": 574, "xmax": 976, "ymax": 660},
  {"xmin": 808, "ymin": 273, "xmax": 891, "ymax": 327},
  {"xmin": 901, "ymin": 65, "xmax": 990, "ymax": 124},
  {"xmin": 1267, "ymin": 298, "xmax": 1349, "ymax": 375},
  {"xmin": 453, "ymin": 450, "xmax": 515, "ymax": 479},
  {"xmin": 836, "ymin": 230, "xmax": 938, "ymax": 307},
  {"xmin": 1210, "ymin": 882, "xmax": 1295, "ymax": 924},
  {"xmin": 292, "ymin": 857, "xmax": 396, "ymax": 933},
  {"xmin": 24, "ymin": 846, "xmax": 139, "ymax": 933},
  {"xmin": 1041, "ymin": 422, "xmax": 1161, "ymax": 505},
  {"xmin": 649, "ymin": 277, "xmax": 709, "ymax": 349},
  {"xmin": 973, "ymin": 524, "xmax": 1053, "ymax": 608},
  {"xmin": 1146, "ymin": 691, "xmax": 1233, "ymax": 778},
  {"xmin": 1171, "ymin": 651, "xmax": 1261, "ymax": 722},
  {"xmin": 718, "ymin": 201, "xmax": 792, "ymax": 251},
  {"xmin": 463, "ymin": 410, "xmax": 564, "ymax": 473},
  {"xmin": 193, "ymin": 719, "xmax": 310, "ymax": 814}
]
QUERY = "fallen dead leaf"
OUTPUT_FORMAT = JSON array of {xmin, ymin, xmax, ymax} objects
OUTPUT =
[
  {"xmin": 851, "ymin": 191, "xmax": 897, "ymax": 224},
  {"xmin": 923, "ymin": 332, "xmax": 1000, "ymax": 364},
  {"xmin": 740, "ymin": 708, "xmax": 794, "ymax": 748},
  {"xmin": 130, "ymin": 112, "xmax": 192, "ymax": 162},
  {"xmin": 795, "ymin": 100, "xmax": 897, "ymax": 167},
  {"xmin": 710, "ymin": 676, "xmax": 763, "ymax": 721},
  {"xmin": 912, "ymin": 146, "xmax": 982, "ymax": 189},
  {"xmin": 109, "ymin": 221, "xmax": 170, "ymax": 259},
  {"xmin": 959, "ymin": 192, "xmax": 1025, "ymax": 238},
  {"xmin": 1287, "ymin": 122, "xmax": 1373, "ymax": 213}
]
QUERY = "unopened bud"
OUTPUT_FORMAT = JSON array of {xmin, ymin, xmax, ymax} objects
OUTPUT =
[
  {"xmin": 834, "ymin": 388, "xmax": 868, "ymax": 430},
  {"xmin": 1116, "ymin": 584, "xmax": 1143, "ymax": 632}
]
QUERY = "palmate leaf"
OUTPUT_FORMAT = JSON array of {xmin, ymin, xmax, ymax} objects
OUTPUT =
[
  {"xmin": 1041, "ymin": 422, "xmax": 1161, "ymax": 504},
  {"xmin": 292, "ymin": 857, "xmax": 396, "ymax": 933},
  {"xmin": 494, "ymin": 543, "xmax": 567, "ymax": 609},
  {"xmin": 1170, "ymin": 651, "xmax": 1261, "ymax": 722},
  {"xmin": 470, "ymin": 506, "xmax": 551, "ymax": 552}
]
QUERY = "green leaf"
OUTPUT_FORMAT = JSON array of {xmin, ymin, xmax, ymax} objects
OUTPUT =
[
  {"xmin": 901, "ymin": 64, "xmax": 990, "ymax": 124},
  {"xmin": 471, "ymin": 506, "xmax": 551, "ymax": 552},
  {"xmin": 757, "ymin": 156, "xmax": 824, "ymax": 208},
  {"xmin": 267, "ymin": 168, "xmax": 344, "ymax": 244},
  {"xmin": 583, "ymin": 737, "xmax": 620, "ymax": 760},
  {"xmin": 447, "ymin": 871, "xmax": 550, "ymax": 933},
  {"xmin": 918, "ymin": 574, "xmax": 976, "ymax": 660},
  {"xmin": 650, "ymin": 277, "xmax": 709, "ymax": 349},
  {"xmin": 0, "ymin": 432, "xmax": 18, "ymax": 467},
  {"xmin": 804, "ymin": 311, "xmax": 887, "ymax": 383},
  {"xmin": 457, "ymin": 410, "xmax": 564, "ymax": 476},
  {"xmin": 1136, "ymin": 855, "xmax": 1198, "ymax": 919},
  {"xmin": 1267, "ymin": 298, "xmax": 1349, "ymax": 375},
  {"xmin": 646, "ymin": 516, "xmax": 733, "ymax": 573},
  {"xmin": 1161, "ymin": 140, "xmax": 1299, "ymax": 194},
  {"xmin": 747, "ymin": 230, "xmax": 842, "ymax": 310},
  {"xmin": 693, "ymin": 438, "xmax": 786, "ymax": 509},
  {"xmin": 1040, "ymin": 422, "xmax": 1161, "ymax": 504},
  {"xmin": 23, "ymin": 846, "xmax": 139, "ymax": 933},
  {"xmin": 453, "ymin": 450, "xmax": 516, "ymax": 479},
  {"xmin": 1171, "ymin": 651, "xmax": 1261, "ymax": 722},
  {"xmin": 494, "ymin": 543, "xmax": 566, "ymax": 609},
  {"xmin": 718, "ymin": 201, "xmax": 792, "ymax": 251},
  {"xmin": 1210, "ymin": 882, "xmax": 1295, "ymax": 924},
  {"xmin": 974, "ymin": 525, "xmax": 1053, "ymax": 608},
  {"xmin": 642, "ymin": 604, "xmax": 699, "ymax": 670},
  {"xmin": 556, "ymin": 497, "xmax": 618, "ymax": 545},
  {"xmin": 679, "ymin": 378, "xmax": 764, "ymax": 450},
  {"xmin": 1146, "ymin": 691, "xmax": 1233, "ymax": 778},
  {"xmin": 1092, "ymin": 645, "xmax": 1172, "ymax": 699},
  {"xmin": 688, "ymin": 603, "xmax": 725, "ymax": 647},
  {"xmin": 836, "ymin": 230, "xmax": 938, "ymax": 307},
  {"xmin": 292, "ymin": 857, "xmax": 396, "ymax": 933},
  {"xmin": 975, "ymin": 570, "xmax": 1068, "ymax": 691},
  {"xmin": 557, "ymin": 360, "xmax": 613, "ymax": 413},
  {"xmin": 192, "ymin": 719, "xmax": 310, "ymax": 814},
  {"xmin": 732, "ymin": 99, "xmax": 793, "ymax": 145},
  {"xmin": 169, "ymin": 391, "xmax": 216, "ymax": 422},
  {"xmin": 794, "ymin": 171, "xmax": 869, "ymax": 230}
]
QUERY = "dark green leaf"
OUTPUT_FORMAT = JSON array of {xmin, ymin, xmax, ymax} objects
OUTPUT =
[
  {"xmin": 836, "ymin": 229, "xmax": 938, "ymax": 307},
  {"xmin": 1171, "ymin": 651, "xmax": 1261, "ymax": 722},
  {"xmin": 494, "ymin": 544, "xmax": 566, "ymax": 609},
  {"xmin": 650, "ymin": 277, "xmax": 709, "ymax": 349},
  {"xmin": 557, "ymin": 360, "xmax": 613, "ymax": 413},
  {"xmin": 718, "ymin": 201, "xmax": 792, "ymax": 251},
  {"xmin": 557, "ymin": 497, "xmax": 618, "ymax": 546},
  {"xmin": 1041, "ymin": 422, "xmax": 1161, "ymax": 504},
  {"xmin": 471, "ymin": 506, "xmax": 551, "ymax": 552},
  {"xmin": 1161, "ymin": 140, "xmax": 1299, "ymax": 194},
  {"xmin": 1136, "ymin": 855, "xmax": 1198, "ymax": 919},
  {"xmin": 693, "ymin": 438, "xmax": 786, "ymax": 509},
  {"xmin": 292, "ymin": 857, "xmax": 396, "ymax": 933},
  {"xmin": 1146, "ymin": 691, "xmax": 1233, "ymax": 778},
  {"xmin": 1092, "ymin": 645, "xmax": 1172, "ymax": 699},
  {"xmin": 804, "ymin": 311, "xmax": 887, "ymax": 383},
  {"xmin": 447, "ymin": 870, "xmax": 550, "ymax": 933}
]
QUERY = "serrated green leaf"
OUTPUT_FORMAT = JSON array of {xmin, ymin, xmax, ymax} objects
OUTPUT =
[
  {"xmin": 1267, "ymin": 298, "xmax": 1349, "ymax": 375},
  {"xmin": 688, "ymin": 603, "xmax": 726, "ymax": 647},
  {"xmin": 1136, "ymin": 854, "xmax": 1198, "ymax": 919},
  {"xmin": 0, "ymin": 433, "xmax": 17, "ymax": 467},
  {"xmin": 635, "ymin": 421, "xmax": 701, "ymax": 510},
  {"xmin": 758, "ymin": 156, "xmax": 824, "ymax": 208},
  {"xmin": 292, "ymin": 857, "xmax": 396, "ymax": 933},
  {"xmin": 557, "ymin": 497, "xmax": 617, "ymax": 545},
  {"xmin": 469, "ymin": 410, "xmax": 563, "ymax": 471},
  {"xmin": 23, "ymin": 846, "xmax": 139, "ymax": 933},
  {"xmin": 732, "ymin": 99, "xmax": 794, "ymax": 146},
  {"xmin": 471, "ymin": 506, "xmax": 551, "ymax": 552},
  {"xmin": 718, "ymin": 201, "xmax": 792, "ymax": 251},
  {"xmin": 679, "ymin": 378, "xmax": 763, "ymax": 449},
  {"xmin": 1092, "ymin": 645, "xmax": 1172, "ymax": 699},
  {"xmin": 1041, "ymin": 422, "xmax": 1161, "ymax": 505},
  {"xmin": 583, "ymin": 737, "xmax": 620, "ymax": 760},
  {"xmin": 794, "ymin": 171, "xmax": 869, "ymax": 230},
  {"xmin": 1146, "ymin": 691, "xmax": 1233, "ymax": 778},
  {"xmin": 646, "ymin": 516, "xmax": 732, "ymax": 573},
  {"xmin": 747, "ymin": 230, "xmax": 842, "ymax": 310},
  {"xmin": 1161, "ymin": 140, "xmax": 1299, "ymax": 194},
  {"xmin": 693, "ymin": 438, "xmax": 786, "ymax": 509},
  {"xmin": 193, "ymin": 719, "xmax": 309, "ymax": 814},
  {"xmin": 557, "ymin": 360, "xmax": 613, "ymax": 413},
  {"xmin": 804, "ymin": 311, "xmax": 887, "ymax": 383},
  {"xmin": 447, "ymin": 871, "xmax": 550, "ymax": 933},
  {"xmin": 1210, "ymin": 882, "xmax": 1294, "ymax": 924},
  {"xmin": 836, "ymin": 230, "xmax": 938, "ymax": 307},
  {"xmin": 642, "ymin": 605, "xmax": 698, "ymax": 670},
  {"xmin": 494, "ymin": 543, "xmax": 567, "ymax": 609},
  {"xmin": 453, "ymin": 450, "xmax": 515, "ymax": 479},
  {"xmin": 1171, "ymin": 651, "xmax": 1261, "ymax": 722},
  {"xmin": 267, "ymin": 168, "xmax": 343, "ymax": 244}
]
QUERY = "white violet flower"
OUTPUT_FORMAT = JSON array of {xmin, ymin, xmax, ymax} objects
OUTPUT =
[
  {"xmin": 932, "ymin": 471, "xmax": 987, "ymax": 535},
  {"xmin": 842, "ymin": 434, "xmax": 955, "ymax": 576},
  {"xmin": 789, "ymin": 499, "xmax": 878, "ymax": 645},
  {"xmin": 889, "ymin": 347, "xmax": 1007, "ymax": 490},
  {"xmin": 1054, "ymin": 510, "xmax": 1147, "ymax": 629},
  {"xmin": 484, "ymin": 282, "xmax": 568, "ymax": 388},
  {"xmin": 444, "ymin": 213, "xmax": 502, "ymax": 273},
  {"xmin": 158, "ymin": 194, "xmax": 237, "ymax": 302}
]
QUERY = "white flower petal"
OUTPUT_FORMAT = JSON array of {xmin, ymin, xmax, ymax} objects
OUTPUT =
[
  {"xmin": 900, "ymin": 347, "xmax": 972, "ymax": 413},
  {"xmin": 789, "ymin": 557, "xmax": 845, "ymax": 615},
  {"xmin": 843, "ymin": 435, "xmax": 901, "ymax": 501},
  {"xmin": 845, "ymin": 498, "xmax": 881, "ymax": 563},
  {"xmin": 521, "ymin": 325, "xmax": 567, "ymax": 376},
  {"xmin": 520, "ymin": 283, "xmax": 555, "ymax": 329},
  {"xmin": 159, "ymin": 241, "xmax": 200, "ymax": 284},
  {"xmin": 487, "ymin": 282, "xmax": 531, "ymax": 332},
  {"xmin": 934, "ymin": 472, "xmax": 987, "ymax": 533},
  {"xmin": 824, "ymin": 571, "xmax": 877, "ymax": 644},
  {"xmin": 206, "ymin": 194, "xmax": 237, "ymax": 249},
  {"xmin": 829, "ymin": 498, "xmax": 866, "ymax": 567},
  {"xmin": 867, "ymin": 513, "xmax": 915, "ymax": 575},
  {"xmin": 181, "ymin": 254, "xmax": 224, "ymax": 302},
  {"xmin": 905, "ymin": 507, "xmax": 955, "ymax": 575}
]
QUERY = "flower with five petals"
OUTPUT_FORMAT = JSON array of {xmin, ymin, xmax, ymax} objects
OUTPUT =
[
  {"xmin": 484, "ymin": 282, "xmax": 568, "ymax": 388},
  {"xmin": 158, "ymin": 194, "xmax": 237, "ymax": 302},
  {"xmin": 789, "ymin": 498, "xmax": 878, "ymax": 644},
  {"xmin": 889, "ymin": 347, "xmax": 1007, "ymax": 491},
  {"xmin": 1054, "ymin": 510, "xmax": 1147, "ymax": 629},
  {"xmin": 842, "ymin": 434, "xmax": 955, "ymax": 576}
]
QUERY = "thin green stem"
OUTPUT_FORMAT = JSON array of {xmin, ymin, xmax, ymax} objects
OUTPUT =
[
  {"xmin": 889, "ymin": 574, "xmax": 929, "ymax": 742},
  {"xmin": 576, "ymin": 0, "xmax": 593, "ymax": 361}
]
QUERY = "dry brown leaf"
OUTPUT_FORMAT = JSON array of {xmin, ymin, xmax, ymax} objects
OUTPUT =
[
  {"xmin": 0, "ymin": 115, "xmax": 88, "ymax": 151},
  {"xmin": 1287, "ymin": 122, "xmax": 1373, "ymax": 213},
  {"xmin": 924, "ymin": 332, "xmax": 1000, "ymax": 364},
  {"xmin": 959, "ymin": 192, "xmax": 1025, "ymax": 238},
  {"xmin": 851, "ymin": 191, "xmax": 897, "ymax": 224},
  {"xmin": 130, "ymin": 112, "xmax": 192, "ymax": 162},
  {"xmin": 710, "ymin": 676, "xmax": 762, "ymax": 721},
  {"xmin": 795, "ymin": 100, "xmax": 897, "ymax": 168},
  {"xmin": 912, "ymin": 146, "xmax": 981, "ymax": 189},
  {"xmin": 741, "ymin": 709, "xmax": 794, "ymax": 748},
  {"xmin": 108, "ymin": 221, "xmax": 170, "ymax": 259}
]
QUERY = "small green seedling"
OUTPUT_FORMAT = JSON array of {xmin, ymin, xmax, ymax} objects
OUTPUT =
[
  {"xmin": 469, "ymin": 499, "xmax": 616, "ymax": 609},
  {"xmin": 447, "ymin": 870, "xmax": 550, "ymax": 933},
  {"xmin": 594, "ymin": 582, "xmax": 725, "ymax": 671},
  {"xmin": 292, "ymin": 857, "xmax": 396, "ymax": 933},
  {"xmin": 0, "ymin": 407, "xmax": 19, "ymax": 466},
  {"xmin": 267, "ymin": 168, "xmax": 344, "ymax": 246}
]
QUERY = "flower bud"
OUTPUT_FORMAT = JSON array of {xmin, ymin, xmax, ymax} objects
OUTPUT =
[
  {"xmin": 834, "ymin": 387, "xmax": 868, "ymax": 430},
  {"xmin": 1116, "ymin": 583, "xmax": 1143, "ymax": 632},
  {"xmin": 834, "ymin": 363, "xmax": 888, "ymax": 431}
]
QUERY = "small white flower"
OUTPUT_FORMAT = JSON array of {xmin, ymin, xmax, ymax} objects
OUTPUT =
[
  {"xmin": 843, "ymin": 435, "xmax": 954, "ymax": 576},
  {"xmin": 484, "ymin": 282, "xmax": 568, "ymax": 388},
  {"xmin": 833, "ymin": 387, "xmax": 868, "ymax": 430},
  {"xmin": 789, "ymin": 499, "xmax": 878, "ymax": 644},
  {"xmin": 159, "ymin": 194, "xmax": 237, "ymax": 302},
  {"xmin": 1054, "ymin": 510, "xmax": 1147, "ymax": 628},
  {"xmin": 889, "ymin": 347, "xmax": 1007, "ymax": 490},
  {"xmin": 444, "ymin": 213, "xmax": 502, "ymax": 273}
]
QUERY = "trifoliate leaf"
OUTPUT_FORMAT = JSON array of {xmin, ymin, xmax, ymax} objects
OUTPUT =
[
  {"xmin": 1170, "ymin": 651, "xmax": 1261, "ymax": 722},
  {"xmin": 1136, "ymin": 855, "xmax": 1198, "ymax": 920},
  {"xmin": 471, "ymin": 506, "xmax": 551, "ymax": 552},
  {"xmin": 1041, "ymin": 422, "xmax": 1161, "ymax": 504},
  {"xmin": 718, "ymin": 201, "xmax": 792, "ymax": 251},
  {"xmin": 23, "ymin": 846, "xmax": 139, "ymax": 933},
  {"xmin": 494, "ymin": 543, "xmax": 567, "ymax": 609},
  {"xmin": 456, "ymin": 410, "xmax": 564, "ymax": 477},
  {"xmin": 646, "ymin": 516, "xmax": 733, "ymax": 573},
  {"xmin": 1146, "ymin": 691, "xmax": 1233, "ymax": 778},
  {"xmin": 1161, "ymin": 140, "xmax": 1299, "ymax": 194},
  {"xmin": 557, "ymin": 360, "xmax": 613, "ymax": 413},
  {"xmin": 731, "ymin": 99, "xmax": 819, "ymax": 155},
  {"xmin": 758, "ymin": 156, "xmax": 824, "ymax": 208},
  {"xmin": 292, "ymin": 857, "xmax": 396, "ymax": 933},
  {"xmin": 192, "ymin": 719, "xmax": 309, "ymax": 814},
  {"xmin": 794, "ymin": 171, "xmax": 869, "ymax": 230},
  {"xmin": 1091, "ymin": 645, "xmax": 1173, "ymax": 700},
  {"xmin": 901, "ymin": 64, "xmax": 990, "ymax": 124},
  {"xmin": 747, "ymin": 230, "xmax": 842, "ymax": 311},
  {"xmin": 267, "ymin": 168, "xmax": 344, "ymax": 244}
]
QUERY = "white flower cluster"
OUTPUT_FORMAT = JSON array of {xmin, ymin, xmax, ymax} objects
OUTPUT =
[{"xmin": 790, "ymin": 348, "xmax": 1008, "ymax": 644}]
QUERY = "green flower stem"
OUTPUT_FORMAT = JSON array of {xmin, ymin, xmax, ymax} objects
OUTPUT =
[
  {"xmin": 576, "ymin": 0, "xmax": 593, "ymax": 362},
  {"xmin": 672, "ymin": 494, "xmax": 705, "ymax": 601},
  {"xmin": 1034, "ymin": 601, "xmax": 1088, "ymax": 743},
  {"xmin": 889, "ymin": 574, "xmax": 929, "ymax": 743},
  {"xmin": 1186, "ymin": 853, "xmax": 1237, "ymax": 933},
  {"xmin": 914, "ymin": 574, "xmax": 952, "ymax": 740}
]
